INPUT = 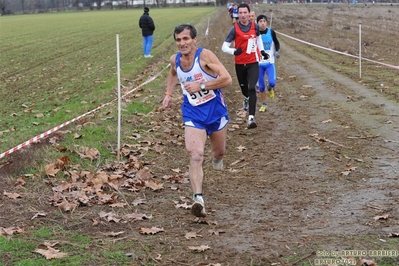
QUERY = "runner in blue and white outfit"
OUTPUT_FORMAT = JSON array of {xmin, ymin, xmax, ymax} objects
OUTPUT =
[
  {"xmin": 162, "ymin": 24, "xmax": 232, "ymax": 218},
  {"xmin": 232, "ymin": 4, "xmax": 239, "ymax": 23},
  {"xmin": 256, "ymin": 14, "xmax": 280, "ymax": 112}
]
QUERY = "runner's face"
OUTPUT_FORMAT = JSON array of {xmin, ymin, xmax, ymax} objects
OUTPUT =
[
  {"xmin": 249, "ymin": 12, "xmax": 255, "ymax": 21},
  {"xmin": 258, "ymin": 18, "xmax": 267, "ymax": 30},
  {"xmin": 174, "ymin": 29, "xmax": 196, "ymax": 55},
  {"xmin": 238, "ymin": 7, "xmax": 249, "ymax": 24}
]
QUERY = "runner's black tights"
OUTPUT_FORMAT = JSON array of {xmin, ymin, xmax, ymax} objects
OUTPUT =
[{"xmin": 235, "ymin": 63, "xmax": 259, "ymax": 116}]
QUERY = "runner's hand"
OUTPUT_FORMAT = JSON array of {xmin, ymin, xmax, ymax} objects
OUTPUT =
[
  {"xmin": 261, "ymin": 50, "xmax": 269, "ymax": 60},
  {"xmin": 234, "ymin": 48, "xmax": 242, "ymax": 55},
  {"xmin": 275, "ymin": 51, "xmax": 280, "ymax": 58}
]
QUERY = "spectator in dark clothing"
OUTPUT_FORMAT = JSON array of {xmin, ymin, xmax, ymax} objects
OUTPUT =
[{"xmin": 139, "ymin": 7, "xmax": 155, "ymax": 58}]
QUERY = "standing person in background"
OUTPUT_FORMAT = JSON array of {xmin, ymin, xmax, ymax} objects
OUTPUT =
[
  {"xmin": 222, "ymin": 3, "xmax": 268, "ymax": 129},
  {"xmin": 256, "ymin": 14, "xmax": 280, "ymax": 112},
  {"xmin": 139, "ymin": 7, "xmax": 155, "ymax": 58},
  {"xmin": 162, "ymin": 24, "xmax": 232, "ymax": 218}
]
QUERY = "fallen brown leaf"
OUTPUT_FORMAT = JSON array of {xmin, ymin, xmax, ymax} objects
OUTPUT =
[
  {"xmin": 3, "ymin": 191, "xmax": 22, "ymax": 199},
  {"xmin": 105, "ymin": 231, "xmax": 125, "ymax": 237},
  {"xmin": 188, "ymin": 245, "xmax": 210, "ymax": 252},
  {"xmin": 35, "ymin": 247, "xmax": 68, "ymax": 260},
  {"xmin": 374, "ymin": 214, "xmax": 389, "ymax": 221},
  {"xmin": 139, "ymin": 227, "xmax": 164, "ymax": 235},
  {"xmin": 0, "ymin": 227, "xmax": 24, "ymax": 236},
  {"xmin": 45, "ymin": 163, "xmax": 60, "ymax": 177},
  {"xmin": 185, "ymin": 232, "xmax": 202, "ymax": 239}
]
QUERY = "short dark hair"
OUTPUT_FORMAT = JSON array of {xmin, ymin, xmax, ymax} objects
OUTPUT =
[
  {"xmin": 257, "ymin": 14, "xmax": 268, "ymax": 23},
  {"xmin": 238, "ymin": 3, "xmax": 250, "ymax": 12},
  {"xmin": 173, "ymin": 24, "xmax": 197, "ymax": 40}
]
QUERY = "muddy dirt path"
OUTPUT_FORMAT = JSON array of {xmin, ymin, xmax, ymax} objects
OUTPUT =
[{"xmin": 183, "ymin": 5, "xmax": 399, "ymax": 264}]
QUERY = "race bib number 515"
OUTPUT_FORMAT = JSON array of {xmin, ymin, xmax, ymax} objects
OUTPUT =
[{"xmin": 188, "ymin": 90, "xmax": 216, "ymax": 106}]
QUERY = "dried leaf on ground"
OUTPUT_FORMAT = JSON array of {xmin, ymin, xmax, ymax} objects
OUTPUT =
[
  {"xmin": 123, "ymin": 212, "xmax": 151, "ymax": 222},
  {"xmin": 171, "ymin": 168, "xmax": 181, "ymax": 173},
  {"xmin": 174, "ymin": 202, "xmax": 192, "ymax": 210},
  {"xmin": 31, "ymin": 212, "xmax": 47, "ymax": 220},
  {"xmin": 43, "ymin": 241, "xmax": 59, "ymax": 248},
  {"xmin": 298, "ymin": 145, "xmax": 311, "ymax": 151},
  {"xmin": 35, "ymin": 247, "xmax": 68, "ymax": 259},
  {"xmin": 208, "ymin": 229, "xmax": 226, "ymax": 235},
  {"xmin": 340, "ymin": 171, "xmax": 351, "ymax": 176},
  {"xmin": 136, "ymin": 167, "xmax": 152, "ymax": 181},
  {"xmin": 145, "ymin": 180, "xmax": 164, "ymax": 191},
  {"xmin": 3, "ymin": 191, "xmax": 22, "ymax": 199},
  {"xmin": 14, "ymin": 177, "xmax": 26, "ymax": 187},
  {"xmin": 105, "ymin": 231, "xmax": 125, "ymax": 237},
  {"xmin": 374, "ymin": 214, "xmax": 389, "ymax": 221},
  {"xmin": 76, "ymin": 146, "xmax": 100, "ymax": 161},
  {"xmin": 45, "ymin": 163, "xmax": 60, "ymax": 177},
  {"xmin": 345, "ymin": 164, "xmax": 357, "ymax": 171},
  {"xmin": 57, "ymin": 200, "xmax": 77, "ymax": 212},
  {"xmin": 185, "ymin": 232, "xmax": 202, "ymax": 239},
  {"xmin": 188, "ymin": 245, "xmax": 210, "ymax": 252},
  {"xmin": 139, "ymin": 227, "xmax": 164, "ymax": 235},
  {"xmin": 236, "ymin": 145, "xmax": 246, "ymax": 152},
  {"xmin": 0, "ymin": 227, "xmax": 24, "ymax": 236}
]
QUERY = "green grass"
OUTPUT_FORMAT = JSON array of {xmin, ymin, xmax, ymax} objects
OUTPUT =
[
  {"xmin": 0, "ymin": 226, "xmax": 142, "ymax": 265},
  {"xmin": 0, "ymin": 8, "xmax": 216, "ymax": 264},
  {"xmin": 0, "ymin": 7, "xmax": 215, "ymax": 157}
]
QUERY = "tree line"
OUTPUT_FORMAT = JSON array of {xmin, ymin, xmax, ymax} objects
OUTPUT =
[{"xmin": 0, "ymin": 0, "xmax": 220, "ymax": 15}]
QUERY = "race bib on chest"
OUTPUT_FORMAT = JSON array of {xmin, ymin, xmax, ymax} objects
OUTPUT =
[
  {"xmin": 246, "ymin": 37, "xmax": 256, "ymax": 54},
  {"xmin": 187, "ymin": 90, "xmax": 216, "ymax": 106}
]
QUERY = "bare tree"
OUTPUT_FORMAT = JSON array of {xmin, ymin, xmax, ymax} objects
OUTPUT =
[
  {"xmin": 95, "ymin": 0, "xmax": 102, "ymax": 9},
  {"xmin": 0, "ymin": 0, "xmax": 7, "ymax": 14},
  {"xmin": 19, "ymin": 0, "xmax": 25, "ymax": 13},
  {"xmin": 86, "ymin": 0, "xmax": 94, "ymax": 10}
]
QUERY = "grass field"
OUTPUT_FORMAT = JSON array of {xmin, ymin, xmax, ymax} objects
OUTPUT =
[
  {"xmin": 0, "ymin": 7, "xmax": 216, "ymax": 158},
  {"xmin": 1, "ymin": 9, "xmax": 219, "ymax": 265}
]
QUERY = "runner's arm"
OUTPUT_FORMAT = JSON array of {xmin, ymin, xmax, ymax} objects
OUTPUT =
[
  {"xmin": 162, "ymin": 55, "xmax": 178, "ymax": 109},
  {"xmin": 271, "ymin": 30, "xmax": 280, "ymax": 52},
  {"xmin": 200, "ymin": 49, "xmax": 232, "ymax": 91},
  {"xmin": 222, "ymin": 27, "xmax": 236, "ymax": 55},
  {"xmin": 222, "ymin": 41, "xmax": 236, "ymax": 55},
  {"xmin": 257, "ymin": 35, "xmax": 265, "ymax": 52}
]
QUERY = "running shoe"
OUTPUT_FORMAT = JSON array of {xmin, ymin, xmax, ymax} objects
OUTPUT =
[
  {"xmin": 191, "ymin": 195, "xmax": 206, "ymax": 217},
  {"xmin": 212, "ymin": 157, "xmax": 224, "ymax": 170},
  {"xmin": 259, "ymin": 103, "xmax": 268, "ymax": 112},
  {"xmin": 144, "ymin": 54, "xmax": 154, "ymax": 58},
  {"xmin": 269, "ymin": 89, "xmax": 275, "ymax": 100},
  {"xmin": 243, "ymin": 97, "xmax": 249, "ymax": 111},
  {"xmin": 247, "ymin": 117, "xmax": 257, "ymax": 129}
]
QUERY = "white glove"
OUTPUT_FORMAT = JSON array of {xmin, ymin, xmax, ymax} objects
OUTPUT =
[{"xmin": 275, "ymin": 51, "xmax": 280, "ymax": 58}]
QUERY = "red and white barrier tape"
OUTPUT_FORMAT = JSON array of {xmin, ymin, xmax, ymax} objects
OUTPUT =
[
  {"xmin": 276, "ymin": 31, "xmax": 399, "ymax": 70},
  {"xmin": 0, "ymin": 63, "xmax": 171, "ymax": 159}
]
